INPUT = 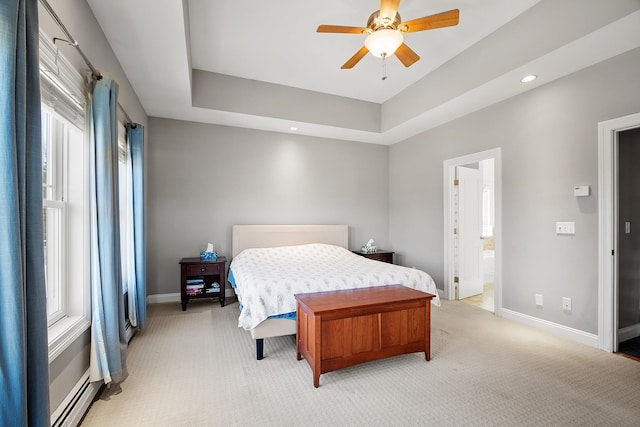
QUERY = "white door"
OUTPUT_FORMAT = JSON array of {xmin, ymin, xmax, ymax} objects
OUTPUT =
[{"xmin": 457, "ymin": 166, "xmax": 484, "ymax": 299}]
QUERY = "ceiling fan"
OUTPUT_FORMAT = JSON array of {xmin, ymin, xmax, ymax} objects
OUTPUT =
[{"xmin": 317, "ymin": 0, "xmax": 460, "ymax": 70}]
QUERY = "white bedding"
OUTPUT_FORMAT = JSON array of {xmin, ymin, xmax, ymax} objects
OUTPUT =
[{"xmin": 230, "ymin": 243, "xmax": 440, "ymax": 330}]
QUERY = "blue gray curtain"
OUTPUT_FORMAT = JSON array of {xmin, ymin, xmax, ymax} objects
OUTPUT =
[
  {"xmin": 88, "ymin": 76, "xmax": 128, "ymax": 384},
  {"xmin": 0, "ymin": 0, "xmax": 50, "ymax": 425},
  {"xmin": 127, "ymin": 124, "xmax": 146, "ymax": 328}
]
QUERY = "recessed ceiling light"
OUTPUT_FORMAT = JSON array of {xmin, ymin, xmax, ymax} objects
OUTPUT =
[
  {"xmin": 289, "ymin": 126, "xmax": 298, "ymax": 131},
  {"xmin": 521, "ymin": 75, "xmax": 537, "ymax": 83}
]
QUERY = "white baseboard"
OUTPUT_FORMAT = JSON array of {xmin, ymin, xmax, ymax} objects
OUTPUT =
[
  {"xmin": 51, "ymin": 369, "xmax": 101, "ymax": 427},
  {"xmin": 500, "ymin": 308, "xmax": 599, "ymax": 349},
  {"xmin": 618, "ymin": 323, "xmax": 640, "ymax": 342},
  {"xmin": 147, "ymin": 289, "xmax": 235, "ymax": 304},
  {"xmin": 147, "ymin": 292, "xmax": 180, "ymax": 304}
]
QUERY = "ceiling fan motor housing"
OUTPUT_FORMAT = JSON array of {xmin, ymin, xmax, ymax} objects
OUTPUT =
[
  {"xmin": 317, "ymin": 4, "xmax": 460, "ymax": 69},
  {"xmin": 366, "ymin": 10, "xmax": 402, "ymax": 33}
]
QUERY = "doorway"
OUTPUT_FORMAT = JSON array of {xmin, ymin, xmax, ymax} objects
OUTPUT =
[
  {"xmin": 598, "ymin": 112, "xmax": 640, "ymax": 353},
  {"xmin": 618, "ymin": 127, "xmax": 640, "ymax": 359},
  {"xmin": 444, "ymin": 148, "xmax": 501, "ymax": 315}
]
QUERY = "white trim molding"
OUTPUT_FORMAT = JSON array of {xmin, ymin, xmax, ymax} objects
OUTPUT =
[
  {"xmin": 48, "ymin": 317, "xmax": 91, "ymax": 363},
  {"xmin": 598, "ymin": 112, "xmax": 640, "ymax": 352},
  {"xmin": 618, "ymin": 324, "xmax": 640, "ymax": 343},
  {"xmin": 148, "ymin": 289, "xmax": 236, "ymax": 305},
  {"xmin": 147, "ymin": 292, "xmax": 181, "ymax": 304},
  {"xmin": 501, "ymin": 309, "xmax": 598, "ymax": 349}
]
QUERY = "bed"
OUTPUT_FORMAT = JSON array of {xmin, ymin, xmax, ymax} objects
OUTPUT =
[{"xmin": 229, "ymin": 225, "xmax": 440, "ymax": 359}]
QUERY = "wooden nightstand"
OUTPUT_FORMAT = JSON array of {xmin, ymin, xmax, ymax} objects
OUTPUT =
[
  {"xmin": 179, "ymin": 256, "xmax": 227, "ymax": 311},
  {"xmin": 352, "ymin": 250, "xmax": 394, "ymax": 264}
]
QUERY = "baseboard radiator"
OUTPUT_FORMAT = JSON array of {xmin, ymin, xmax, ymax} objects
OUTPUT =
[
  {"xmin": 126, "ymin": 319, "xmax": 135, "ymax": 342},
  {"xmin": 50, "ymin": 369, "xmax": 102, "ymax": 427},
  {"xmin": 51, "ymin": 322, "xmax": 136, "ymax": 426}
]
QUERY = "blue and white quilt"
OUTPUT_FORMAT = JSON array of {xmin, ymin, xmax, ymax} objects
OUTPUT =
[{"xmin": 230, "ymin": 243, "xmax": 440, "ymax": 330}]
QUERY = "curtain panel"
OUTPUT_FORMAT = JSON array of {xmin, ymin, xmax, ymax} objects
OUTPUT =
[
  {"xmin": 88, "ymin": 76, "xmax": 128, "ymax": 384},
  {"xmin": 127, "ymin": 125, "xmax": 146, "ymax": 328},
  {"xmin": 0, "ymin": 0, "xmax": 51, "ymax": 425}
]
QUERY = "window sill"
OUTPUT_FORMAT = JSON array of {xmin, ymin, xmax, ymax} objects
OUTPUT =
[{"xmin": 48, "ymin": 315, "xmax": 91, "ymax": 363}]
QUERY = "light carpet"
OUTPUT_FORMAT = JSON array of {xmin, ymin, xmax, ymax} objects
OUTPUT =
[{"xmin": 80, "ymin": 299, "xmax": 640, "ymax": 426}]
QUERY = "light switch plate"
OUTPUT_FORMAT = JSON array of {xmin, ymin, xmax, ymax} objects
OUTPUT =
[{"xmin": 574, "ymin": 186, "xmax": 590, "ymax": 197}]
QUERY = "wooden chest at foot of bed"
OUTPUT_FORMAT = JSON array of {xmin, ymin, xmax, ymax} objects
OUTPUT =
[{"xmin": 295, "ymin": 285, "xmax": 435, "ymax": 387}]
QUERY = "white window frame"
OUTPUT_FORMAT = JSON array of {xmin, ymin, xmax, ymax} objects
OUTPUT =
[
  {"xmin": 40, "ymin": 30, "xmax": 91, "ymax": 362},
  {"xmin": 42, "ymin": 107, "xmax": 68, "ymax": 326}
]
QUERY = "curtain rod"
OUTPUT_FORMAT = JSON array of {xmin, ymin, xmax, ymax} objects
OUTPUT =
[
  {"xmin": 119, "ymin": 104, "xmax": 133, "ymax": 126},
  {"xmin": 39, "ymin": 0, "xmax": 101, "ymax": 80},
  {"xmin": 39, "ymin": 0, "xmax": 139, "ymax": 127}
]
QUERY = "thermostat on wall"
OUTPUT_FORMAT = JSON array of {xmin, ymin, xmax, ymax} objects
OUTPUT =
[{"xmin": 574, "ymin": 185, "xmax": 590, "ymax": 197}]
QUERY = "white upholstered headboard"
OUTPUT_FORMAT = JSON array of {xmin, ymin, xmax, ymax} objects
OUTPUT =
[{"xmin": 232, "ymin": 225, "xmax": 349, "ymax": 258}]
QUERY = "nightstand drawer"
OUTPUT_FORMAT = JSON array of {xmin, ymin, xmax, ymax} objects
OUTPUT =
[
  {"xmin": 352, "ymin": 250, "xmax": 394, "ymax": 264},
  {"xmin": 187, "ymin": 263, "xmax": 221, "ymax": 275},
  {"xmin": 365, "ymin": 252, "xmax": 393, "ymax": 264},
  {"xmin": 364, "ymin": 252, "xmax": 392, "ymax": 263}
]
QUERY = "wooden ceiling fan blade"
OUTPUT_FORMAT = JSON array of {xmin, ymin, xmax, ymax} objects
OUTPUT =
[
  {"xmin": 379, "ymin": 0, "xmax": 401, "ymax": 22},
  {"xmin": 400, "ymin": 9, "xmax": 460, "ymax": 33},
  {"xmin": 317, "ymin": 24, "xmax": 368, "ymax": 34},
  {"xmin": 395, "ymin": 43, "xmax": 420, "ymax": 67},
  {"xmin": 341, "ymin": 46, "xmax": 369, "ymax": 69}
]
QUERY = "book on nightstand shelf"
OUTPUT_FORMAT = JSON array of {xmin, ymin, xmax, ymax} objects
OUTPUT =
[{"xmin": 186, "ymin": 279, "xmax": 205, "ymax": 296}]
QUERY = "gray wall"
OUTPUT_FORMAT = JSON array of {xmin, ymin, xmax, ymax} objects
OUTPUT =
[
  {"xmin": 39, "ymin": 0, "xmax": 148, "ymax": 414},
  {"xmin": 389, "ymin": 48, "xmax": 640, "ymax": 335},
  {"xmin": 618, "ymin": 127, "xmax": 640, "ymax": 330},
  {"xmin": 192, "ymin": 70, "xmax": 381, "ymax": 132},
  {"xmin": 147, "ymin": 119, "xmax": 389, "ymax": 296}
]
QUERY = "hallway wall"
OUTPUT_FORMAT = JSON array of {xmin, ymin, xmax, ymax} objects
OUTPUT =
[{"xmin": 618, "ymin": 127, "xmax": 640, "ymax": 332}]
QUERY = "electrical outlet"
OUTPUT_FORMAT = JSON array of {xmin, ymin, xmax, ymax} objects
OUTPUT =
[
  {"xmin": 562, "ymin": 297, "xmax": 572, "ymax": 312},
  {"xmin": 556, "ymin": 222, "xmax": 575, "ymax": 235},
  {"xmin": 535, "ymin": 294, "xmax": 543, "ymax": 307}
]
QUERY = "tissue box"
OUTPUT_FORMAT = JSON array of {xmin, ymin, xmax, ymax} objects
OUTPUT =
[{"xmin": 200, "ymin": 251, "xmax": 217, "ymax": 261}]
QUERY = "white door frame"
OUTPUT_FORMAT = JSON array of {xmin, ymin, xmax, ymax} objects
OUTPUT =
[
  {"xmin": 598, "ymin": 112, "xmax": 640, "ymax": 352},
  {"xmin": 444, "ymin": 148, "xmax": 502, "ymax": 315}
]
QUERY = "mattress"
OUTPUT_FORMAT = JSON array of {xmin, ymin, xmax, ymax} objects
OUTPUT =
[{"xmin": 229, "ymin": 243, "xmax": 440, "ymax": 331}]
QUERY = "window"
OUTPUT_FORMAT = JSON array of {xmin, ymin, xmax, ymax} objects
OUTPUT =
[
  {"xmin": 40, "ymin": 30, "xmax": 90, "ymax": 360},
  {"xmin": 42, "ymin": 107, "xmax": 78, "ymax": 325},
  {"xmin": 41, "ymin": 107, "xmax": 85, "ymax": 328}
]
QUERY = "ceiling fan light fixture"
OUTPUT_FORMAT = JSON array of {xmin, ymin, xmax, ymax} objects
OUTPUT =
[{"xmin": 365, "ymin": 29, "xmax": 403, "ymax": 58}]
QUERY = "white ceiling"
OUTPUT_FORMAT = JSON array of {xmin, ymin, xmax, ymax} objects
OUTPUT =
[
  {"xmin": 188, "ymin": 0, "xmax": 539, "ymax": 103},
  {"xmin": 86, "ymin": 0, "xmax": 640, "ymax": 144}
]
